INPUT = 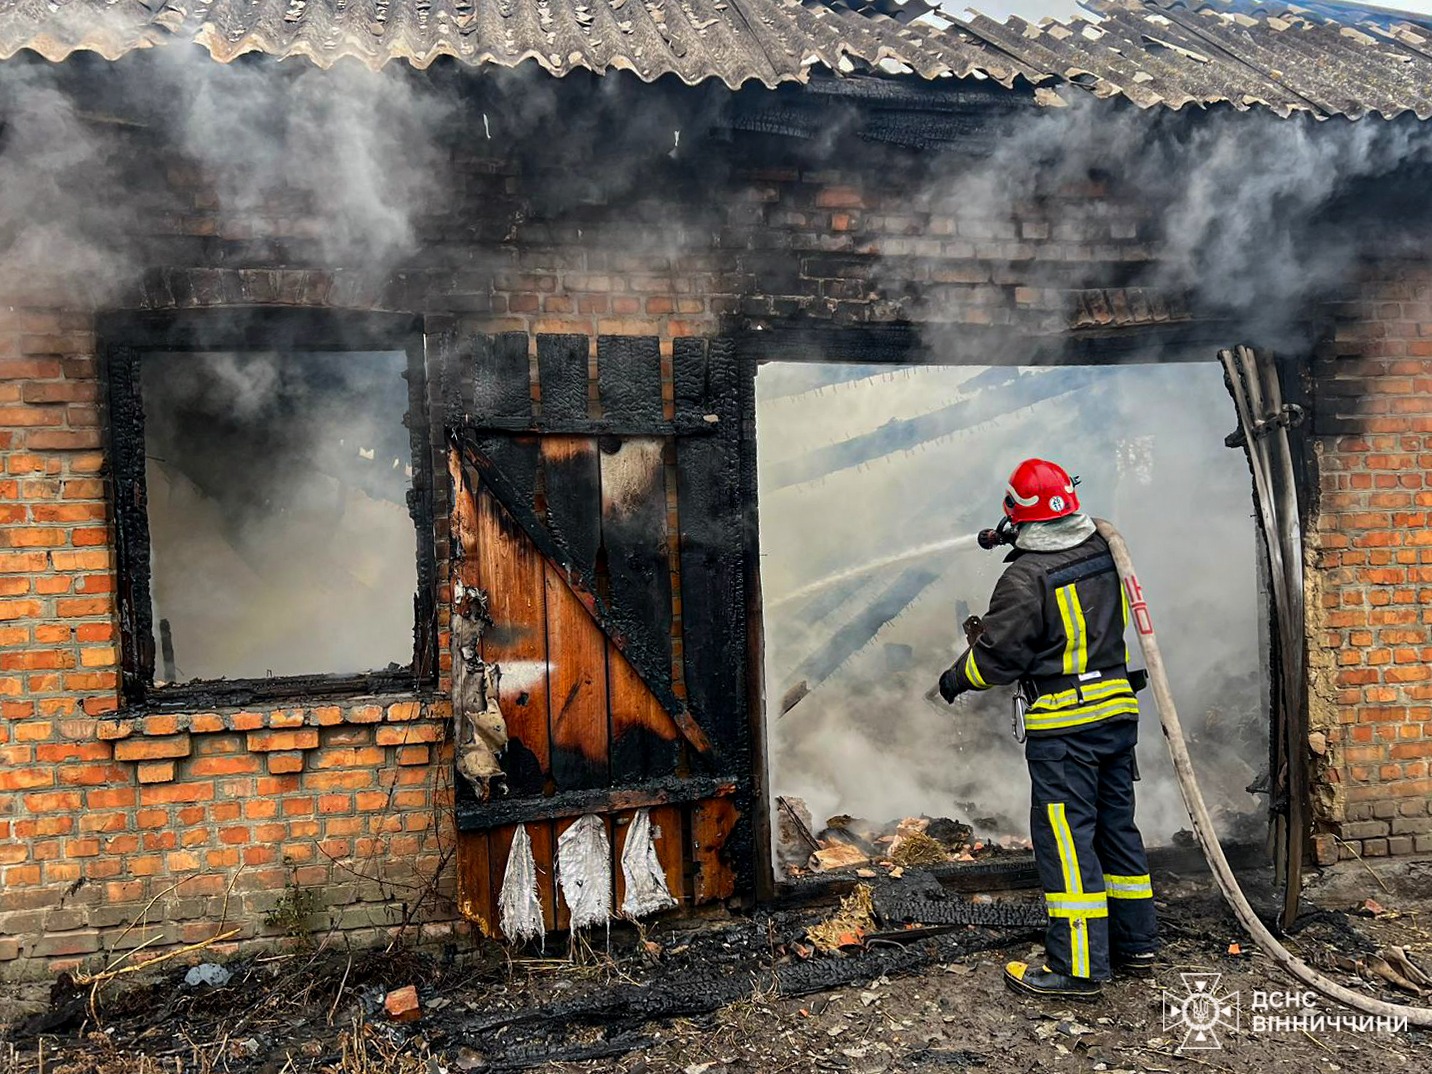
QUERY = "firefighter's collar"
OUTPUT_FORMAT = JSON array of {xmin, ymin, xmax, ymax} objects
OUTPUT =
[{"xmin": 1014, "ymin": 512, "xmax": 1097, "ymax": 552}]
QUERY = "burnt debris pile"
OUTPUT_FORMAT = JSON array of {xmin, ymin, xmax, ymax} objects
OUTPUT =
[{"xmin": 779, "ymin": 797, "xmax": 1033, "ymax": 878}]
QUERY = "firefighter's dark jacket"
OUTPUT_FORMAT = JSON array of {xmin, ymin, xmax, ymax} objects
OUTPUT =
[{"xmin": 943, "ymin": 532, "xmax": 1139, "ymax": 737}]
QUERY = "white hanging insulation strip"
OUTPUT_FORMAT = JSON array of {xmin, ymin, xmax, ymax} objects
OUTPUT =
[
  {"xmin": 556, "ymin": 814, "xmax": 612, "ymax": 932},
  {"xmin": 619, "ymin": 808, "xmax": 677, "ymax": 919},
  {"xmin": 498, "ymin": 824, "xmax": 545, "ymax": 947}
]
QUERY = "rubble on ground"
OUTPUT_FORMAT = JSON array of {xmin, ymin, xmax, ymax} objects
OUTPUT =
[
  {"xmin": 776, "ymin": 801, "xmax": 1033, "ymax": 876},
  {"xmin": 6, "ymin": 875, "xmax": 1430, "ymax": 1074}
]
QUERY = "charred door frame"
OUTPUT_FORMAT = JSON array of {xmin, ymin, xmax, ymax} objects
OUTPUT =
[
  {"xmin": 735, "ymin": 319, "xmax": 1278, "ymax": 900},
  {"xmin": 98, "ymin": 308, "xmax": 439, "ymax": 712}
]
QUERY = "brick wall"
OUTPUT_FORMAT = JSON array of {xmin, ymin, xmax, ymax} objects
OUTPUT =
[
  {"xmin": 0, "ymin": 109, "xmax": 1258, "ymax": 988},
  {"xmin": 1308, "ymin": 259, "xmax": 1432, "ymax": 864}
]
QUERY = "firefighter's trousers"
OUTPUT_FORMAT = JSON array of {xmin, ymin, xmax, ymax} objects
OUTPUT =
[{"xmin": 1026, "ymin": 717, "xmax": 1158, "ymax": 980}]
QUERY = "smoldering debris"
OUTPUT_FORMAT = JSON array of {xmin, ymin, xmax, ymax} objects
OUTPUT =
[{"xmin": 780, "ymin": 803, "xmax": 1031, "ymax": 879}]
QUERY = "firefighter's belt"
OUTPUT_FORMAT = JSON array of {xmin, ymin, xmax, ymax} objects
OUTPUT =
[{"xmin": 1027, "ymin": 665, "xmax": 1129, "ymax": 702}]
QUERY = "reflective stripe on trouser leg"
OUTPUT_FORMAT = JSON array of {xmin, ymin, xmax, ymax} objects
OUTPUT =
[
  {"xmin": 1047, "ymin": 803, "xmax": 1102, "ymax": 978},
  {"xmin": 1046, "ymin": 892, "xmax": 1109, "ymax": 979},
  {"xmin": 1103, "ymin": 873, "xmax": 1153, "ymax": 899}
]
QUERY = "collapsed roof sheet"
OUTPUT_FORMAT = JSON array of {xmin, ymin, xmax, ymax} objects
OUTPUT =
[{"xmin": 1, "ymin": 0, "xmax": 1430, "ymax": 118}]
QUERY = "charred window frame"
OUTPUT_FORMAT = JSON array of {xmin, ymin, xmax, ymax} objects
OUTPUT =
[{"xmin": 100, "ymin": 309, "xmax": 438, "ymax": 711}]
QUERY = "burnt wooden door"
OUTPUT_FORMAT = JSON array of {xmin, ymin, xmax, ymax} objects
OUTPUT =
[{"xmin": 440, "ymin": 331, "xmax": 750, "ymax": 935}]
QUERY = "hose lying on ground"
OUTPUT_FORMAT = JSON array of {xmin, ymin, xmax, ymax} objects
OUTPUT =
[{"xmin": 1095, "ymin": 518, "xmax": 1432, "ymax": 1027}]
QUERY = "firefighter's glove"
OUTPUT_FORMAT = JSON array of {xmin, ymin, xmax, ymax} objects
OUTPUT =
[{"xmin": 938, "ymin": 667, "xmax": 964, "ymax": 704}]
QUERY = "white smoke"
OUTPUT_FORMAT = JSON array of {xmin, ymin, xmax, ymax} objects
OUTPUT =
[{"xmin": 760, "ymin": 360, "xmax": 1265, "ymax": 845}]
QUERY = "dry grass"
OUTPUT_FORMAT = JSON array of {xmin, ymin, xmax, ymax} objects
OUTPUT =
[
  {"xmin": 806, "ymin": 884, "xmax": 876, "ymax": 952},
  {"xmin": 891, "ymin": 831, "xmax": 951, "ymax": 868}
]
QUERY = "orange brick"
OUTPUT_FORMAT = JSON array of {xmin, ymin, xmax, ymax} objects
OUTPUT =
[
  {"xmin": 247, "ymin": 728, "xmax": 318, "ymax": 752},
  {"xmin": 140, "ymin": 715, "xmax": 180, "ymax": 736},
  {"xmin": 56, "ymin": 597, "xmax": 111, "ymax": 617},
  {"xmin": 189, "ymin": 755, "xmax": 260, "ymax": 777},
  {"xmin": 385, "ymin": 701, "xmax": 422, "ymax": 722},
  {"xmin": 0, "ymin": 650, "xmax": 74, "ymax": 671},
  {"xmin": 396, "ymin": 746, "xmax": 430, "ymax": 766},
  {"xmin": 265, "ymin": 751, "xmax": 305, "ymax": 774},
  {"xmin": 95, "ymin": 718, "xmax": 134, "ymax": 741},
  {"xmin": 375, "ymin": 724, "xmax": 444, "ymax": 746},
  {"xmin": 26, "ymin": 430, "xmax": 101, "ymax": 452},
  {"xmin": 114, "ymin": 735, "xmax": 191, "ymax": 762},
  {"xmin": 136, "ymin": 762, "xmax": 176, "ymax": 784},
  {"xmin": 307, "ymin": 771, "xmax": 374, "ymax": 791},
  {"xmin": 138, "ymin": 781, "xmax": 214, "ymax": 805}
]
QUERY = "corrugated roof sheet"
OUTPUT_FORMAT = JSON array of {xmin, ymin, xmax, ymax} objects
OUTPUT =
[
  {"xmin": 1, "ymin": 0, "xmax": 1431, "ymax": 118},
  {"xmin": 0, "ymin": 0, "xmax": 1037, "ymax": 89},
  {"xmin": 948, "ymin": 1, "xmax": 1432, "ymax": 119}
]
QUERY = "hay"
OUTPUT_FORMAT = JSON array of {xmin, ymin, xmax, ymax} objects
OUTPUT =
[
  {"xmin": 806, "ymin": 884, "xmax": 876, "ymax": 952},
  {"xmin": 891, "ymin": 830, "xmax": 951, "ymax": 868}
]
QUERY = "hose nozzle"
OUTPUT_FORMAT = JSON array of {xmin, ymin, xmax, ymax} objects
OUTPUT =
[{"xmin": 978, "ymin": 516, "xmax": 1017, "ymax": 550}]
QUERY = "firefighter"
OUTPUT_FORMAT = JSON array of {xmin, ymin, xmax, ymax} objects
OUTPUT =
[{"xmin": 937, "ymin": 458, "xmax": 1158, "ymax": 1000}]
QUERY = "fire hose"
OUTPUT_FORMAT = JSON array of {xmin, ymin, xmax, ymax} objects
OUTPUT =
[{"xmin": 1095, "ymin": 518, "xmax": 1432, "ymax": 1027}]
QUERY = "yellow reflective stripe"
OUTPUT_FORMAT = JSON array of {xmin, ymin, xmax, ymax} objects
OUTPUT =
[
  {"xmin": 1045, "ymin": 892, "xmax": 1108, "ymax": 915},
  {"xmin": 1047, "ymin": 904, "xmax": 1111, "ymax": 919},
  {"xmin": 1071, "ymin": 917, "xmax": 1090, "ymax": 976},
  {"xmin": 1104, "ymin": 873, "xmax": 1154, "ymax": 899},
  {"xmin": 1120, "ymin": 581, "xmax": 1131, "ymax": 664},
  {"xmin": 1029, "ymin": 678, "xmax": 1134, "ymax": 713},
  {"xmin": 963, "ymin": 648, "xmax": 988, "ymax": 690},
  {"xmin": 1067, "ymin": 586, "xmax": 1088, "ymax": 674},
  {"xmin": 1048, "ymin": 803, "xmax": 1089, "ymax": 978},
  {"xmin": 1054, "ymin": 583, "xmax": 1089, "ymax": 676},
  {"xmin": 1047, "ymin": 803, "xmax": 1082, "ymax": 895},
  {"xmin": 1055, "ymin": 585, "xmax": 1078, "ymax": 675},
  {"xmin": 1025, "ymin": 697, "xmax": 1140, "ymax": 732}
]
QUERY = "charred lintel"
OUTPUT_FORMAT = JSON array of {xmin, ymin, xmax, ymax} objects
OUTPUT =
[
  {"xmin": 737, "ymin": 319, "xmax": 1249, "ymax": 367},
  {"xmin": 454, "ymin": 776, "xmax": 741, "ymax": 831},
  {"xmin": 461, "ymin": 417, "xmax": 717, "ymax": 437},
  {"xmin": 123, "ymin": 672, "xmax": 433, "ymax": 716}
]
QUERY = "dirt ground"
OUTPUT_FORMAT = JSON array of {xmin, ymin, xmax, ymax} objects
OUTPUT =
[{"xmin": 3, "ymin": 863, "xmax": 1430, "ymax": 1074}]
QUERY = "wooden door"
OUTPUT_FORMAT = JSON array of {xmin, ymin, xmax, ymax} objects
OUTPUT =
[{"xmin": 439, "ymin": 331, "xmax": 749, "ymax": 936}]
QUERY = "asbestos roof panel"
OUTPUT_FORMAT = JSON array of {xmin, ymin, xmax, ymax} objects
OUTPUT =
[
  {"xmin": 2, "ymin": 0, "xmax": 1431, "ymax": 118},
  {"xmin": 964, "ymin": 0, "xmax": 1432, "ymax": 119},
  {"xmin": 0, "ymin": 0, "xmax": 1038, "ymax": 89}
]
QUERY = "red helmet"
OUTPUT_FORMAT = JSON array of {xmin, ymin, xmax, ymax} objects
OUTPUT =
[{"xmin": 1003, "ymin": 458, "xmax": 1080, "ymax": 524}]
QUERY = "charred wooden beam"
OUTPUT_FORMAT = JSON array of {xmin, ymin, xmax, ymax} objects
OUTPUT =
[
  {"xmin": 455, "ymin": 775, "xmax": 741, "ymax": 832},
  {"xmin": 461, "ymin": 417, "xmax": 717, "ymax": 437},
  {"xmin": 455, "ymin": 924, "xmax": 1023, "ymax": 1070}
]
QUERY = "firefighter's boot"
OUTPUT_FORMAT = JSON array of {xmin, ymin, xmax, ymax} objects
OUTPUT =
[{"xmin": 1003, "ymin": 960, "xmax": 1103, "ymax": 1001}]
